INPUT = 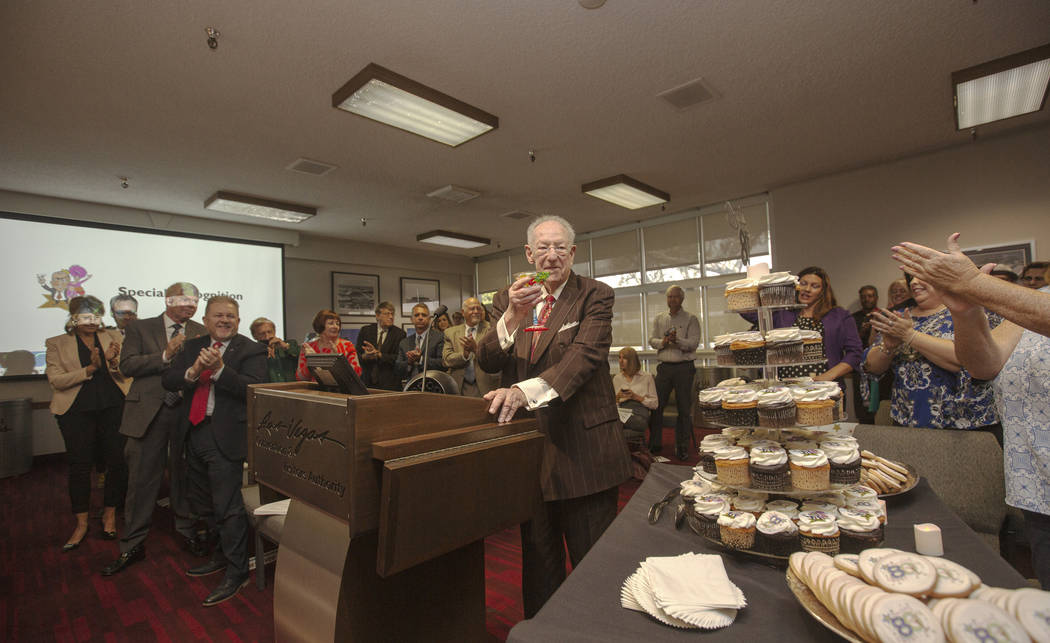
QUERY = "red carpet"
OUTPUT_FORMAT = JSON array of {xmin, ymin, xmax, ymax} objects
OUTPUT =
[{"xmin": 2, "ymin": 428, "xmax": 695, "ymax": 641}]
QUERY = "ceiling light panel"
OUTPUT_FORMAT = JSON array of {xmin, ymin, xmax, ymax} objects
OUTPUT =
[
  {"xmin": 417, "ymin": 230, "xmax": 490, "ymax": 249},
  {"xmin": 581, "ymin": 174, "xmax": 669, "ymax": 210},
  {"xmin": 333, "ymin": 63, "xmax": 498, "ymax": 147},
  {"xmin": 953, "ymin": 43, "xmax": 1050, "ymax": 130},
  {"xmin": 204, "ymin": 191, "xmax": 316, "ymax": 223}
]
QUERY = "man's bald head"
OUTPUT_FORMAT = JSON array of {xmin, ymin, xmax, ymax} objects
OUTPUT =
[{"xmin": 462, "ymin": 297, "xmax": 484, "ymax": 327}]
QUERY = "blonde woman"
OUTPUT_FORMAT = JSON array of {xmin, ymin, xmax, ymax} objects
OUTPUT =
[{"xmin": 611, "ymin": 347, "xmax": 657, "ymax": 446}]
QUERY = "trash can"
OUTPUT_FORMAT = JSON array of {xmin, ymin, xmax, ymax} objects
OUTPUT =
[{"xmin": 0, "ymin": 398, "xmax": 33, "ymax": 478}]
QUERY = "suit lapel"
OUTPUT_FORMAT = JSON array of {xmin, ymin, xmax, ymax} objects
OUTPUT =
[{"xmin": 529, "ymin": 273, "xmax": 579, "ymax": 366}]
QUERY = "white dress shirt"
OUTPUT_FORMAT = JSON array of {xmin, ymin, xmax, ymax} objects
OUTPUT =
[
  {"xmin": 183, "ymin": 338, "xmax": 229, "ymax": 416},
  {"xmin": 496, "ymin": 279, "xmax": 568, "ymax": 410}
]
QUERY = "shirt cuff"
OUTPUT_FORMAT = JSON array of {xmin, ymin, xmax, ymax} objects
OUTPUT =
[
  {"xmin": 184, "ymin": 368, "xmax": 198, "ymax": 383},
  {"xmin": 211, "ymin": 366, "xmax": 224, "ymax": 381},
  {"xmin": 497, "ymin": 316, "xmax": 517, "ymax": 351},
  {"xmin": 513, "ymin": 377, "xmax": 558, "ymax": 410}
]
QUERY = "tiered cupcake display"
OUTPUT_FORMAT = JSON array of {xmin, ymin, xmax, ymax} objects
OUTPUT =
[
  {"xmin": 681, "ymin": 427, "xmax": 890, "ymax": 558},
  {"xmin": 699, "ymin": 378, "xmax": 846, "ymax": 428}
]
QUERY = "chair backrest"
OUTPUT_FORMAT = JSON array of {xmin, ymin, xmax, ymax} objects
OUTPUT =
[{"xmin": 853, "ymin": 425, "xmax": 1005, "ymax": 539}]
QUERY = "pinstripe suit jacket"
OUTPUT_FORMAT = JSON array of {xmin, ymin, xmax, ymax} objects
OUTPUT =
[{"xmin": 477, "ymin": 271, "xmax": 631, "ymax": 501}]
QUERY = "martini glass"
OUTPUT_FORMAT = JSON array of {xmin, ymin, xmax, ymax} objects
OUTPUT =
[{"xmin": 516, "ymin": 271, "xmax": 551, "ymax": 332}]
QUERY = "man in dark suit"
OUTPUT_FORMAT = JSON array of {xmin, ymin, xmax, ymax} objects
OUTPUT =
[
  {"xmin": 102, "ymin": 282, "xmax": 206, "ymax": 576},
  {"xmin": 162, "ymin": 295, "xmax": 266, "ymax": 606},
  {"xmin": 478, "ymin": 215, "xmax": 632, "ymax": 618},
  {"xmin": 355, "ymin": 301, "xmax": 405, "ymax": 391},
  {"xmin": 395, "ymin": 303, "xmax": 445, "ymax": 383}
]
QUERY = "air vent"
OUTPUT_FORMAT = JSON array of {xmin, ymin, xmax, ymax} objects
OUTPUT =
[
  {"xmin": 426, "ymin": 184, "xmax": 481, "ymax": 203},
  {"xmin": 501, "ymin": 210, "xmax": 535, "ymax": 220},
  {"xmin": 286, "ymin": 158, "xmax": 338, "ymax": 176},
  {"xmin": 657, "ymin": 77, "xmax": 718, "ymax": 110}
]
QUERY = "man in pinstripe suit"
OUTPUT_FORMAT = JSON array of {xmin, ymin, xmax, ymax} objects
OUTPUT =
[{"xmin": 478, "ymin": 215, "xmax": 632, "ymax": 618}]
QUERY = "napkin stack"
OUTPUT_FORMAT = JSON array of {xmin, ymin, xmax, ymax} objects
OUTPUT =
[{"xmin": 621, "ymin": 553, "xmax": 746, "ymax": 629}]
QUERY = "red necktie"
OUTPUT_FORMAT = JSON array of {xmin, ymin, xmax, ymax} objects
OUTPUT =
[
  {"xmin": 530, "ymin": 295, "xmax": 556, "ymax": 359},
  {"xmin": 189, "ymin": 342, "xmax": 223, "ymax": 426}
]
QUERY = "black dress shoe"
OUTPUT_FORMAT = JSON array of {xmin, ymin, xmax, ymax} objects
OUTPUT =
[
  {"xmin": 182, "ymin": 535, "xmax": 212, "ymax": 558},
  {"xmin": 675, "ymin": 447, "xmax": 688, "ymax": 461},
  {"xmin": 101, "ymin": 545, "xmax": 145, "ymax": 576},
  {"xmin": 187, "ymin": 557, "xmax": 226, "ymax": 577},
  {"xmin": 202, "ymin": 575, "xmax": 250, "ymax": 607},
  {"xmin": 101, "ymin": 530, "xmax": 117, "ymax": 540}
]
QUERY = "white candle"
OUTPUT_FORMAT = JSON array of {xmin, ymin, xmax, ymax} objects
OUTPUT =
[
  {"xmin": 914, "ymin": 523, "xmax": 943, "ymax": 556},
  {"xmin": 747, "ymin": 263, "xmax": 770, "ymax": 278}
]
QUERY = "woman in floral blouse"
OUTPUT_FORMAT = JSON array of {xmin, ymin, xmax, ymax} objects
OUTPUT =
[{"xmin": 862, "ymin": 274, "xmax": 1001, "ymax": 442}]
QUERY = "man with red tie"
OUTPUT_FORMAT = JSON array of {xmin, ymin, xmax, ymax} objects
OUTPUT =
[
  {"xmin": 162, "ymin": 295, "xmax": 266, "ymax": 606},
  {"xmin": 478, "ymin": 215, "xmax": 632, "ymax": 618}
]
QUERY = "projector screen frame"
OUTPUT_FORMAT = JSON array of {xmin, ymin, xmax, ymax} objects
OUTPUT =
[{"xmin": 0, "ymin": 210, "xmax": 287, "ymax": 381}]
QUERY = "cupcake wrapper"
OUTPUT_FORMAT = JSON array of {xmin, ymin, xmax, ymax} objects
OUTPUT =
[
  {"xmin": 829, "ymin": 461, "xmax": 862, "ymax": 485},
  {"xmin": 702, "ymin": 459, "xmax": 718, "ymax": 475},
  {"xmin": 766, "ymin": 343, "xmax": 804, "ymax": 365},
  {"xmin": 758, "ymin": 405, "xmax": 797, "ymax": 428},
  {"xmin": 750, "ymin": 467, "xmax": 790, "ymax": 491},
  {"xmin": 799, "ymin": 533, "xmax": 840, "ymax": 555},
  {"xmin": 802, "ymin": 343, "xmax": 825, "ymax": 362},
  {"xmin": 715, "ymin": 460, "xmax": 751, "ymax": 486},
  {"xmin": 701, "ymin": 407, "xmax": 726, "ymax": 425},
  {"xmin": 726, "ymin": 291, "xmax": 759, "ymax": 311},
  {"xmin": 796, "ymin": 406, "xmax": 834, "ymax": 426},
  {"xmin": 758, "ymin": 531, "xmax": 799, "ymax": 557},
  {"xmin": 719, "ymin": 526, "xmax": 755, "ymax": 551},
  {"xmin": 790, "ymin": 463, "xmax": 830, "ymax": 490},
  {"xmin": 724, "ymin": 407, "xmax": 759, "ymax": 426},
  {"xmin": 839, "ymin": 528, "xmax": 883, "ymax": 554},
  {"xmin": 732, "ymin": 346, "xmax": 767, "ymax": 366},
  {"xmin": 695, "ymin": 514, "xmax": 721, "ymax": 540},
  {"xmin": 758, "ymin": 284, "xmax": 798, "ymax": 307}
]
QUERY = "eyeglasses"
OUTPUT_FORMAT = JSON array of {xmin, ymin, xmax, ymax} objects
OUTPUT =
[{"xmin": 531, "ymin": 245, "xmax": 572, "ymax": 257}]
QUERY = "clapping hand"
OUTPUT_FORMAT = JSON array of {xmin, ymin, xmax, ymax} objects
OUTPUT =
[
  {"xmin": 104, "ymin": 340, "xmax": 121, "ymax": 362},
  {"xmin": 165, "ymin": 333, "xmax": 186, "ymax": 360},
  {"xmin": 892, "ymin": 233, "xmax": 995, "ymax": 312},
  {"xmin": 89, "ymin": 346, "xmax": 102, "ymax": 372},
  {"xmin": 869, "ymin": 308, "xmax": 912, "ymax": 349},
  {"xmin": 361, "ymin": 340, "xmax": 379, "ymax": 360},
  {"xmin": 459, "ymin": 335, "xmax": 477, "ymax": 356}
]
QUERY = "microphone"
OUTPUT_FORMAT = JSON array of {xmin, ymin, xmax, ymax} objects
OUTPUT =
[{"xmin": 431, "ymin": 304, "xmax": 448, "ymax": 320}]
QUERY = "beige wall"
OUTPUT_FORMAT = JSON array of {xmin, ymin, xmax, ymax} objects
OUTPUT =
[
  {"xmin": 771, "ymin": 124, "xmax": 1050, "ymax": 312},
  {"xmin": 284, "ymin": 236, "xmax": 475, "ymax": 342}
]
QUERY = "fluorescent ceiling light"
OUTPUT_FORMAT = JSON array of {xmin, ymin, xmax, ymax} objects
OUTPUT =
[
  {"xmin": 204, "ymin": 191, "xmax": 316, "ymax": 223},
  {"xmin": 581, "ymin": 174, "xmax": 669, "ymax": 210},
  {"xmin": 333, "ymin": 63, "xmax": 498, "ymax": 147},
  {"xmin": 953, "ymin": 43, "xmax": 1050, "ymax": 130},
  {"xmin": 417, "ymin": 230, "xmax": 490, "ymax": 249}
]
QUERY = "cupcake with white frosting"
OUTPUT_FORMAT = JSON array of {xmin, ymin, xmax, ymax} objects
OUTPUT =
[
  {"xmin": 713, "ymin": 334, "xmax": 735, "ymax": 366},
  {"xmin": 791, "ymin": 386, "xmax": 836, "ymax": 426},
  {"xmin": 788, "ymin": 448, "xmax": 830, "ymax": 490},
  {"xmin": 765, "ymin": 328, "xmax": 805, "ymax": 364},
  {"xmin": 764, "ymin": 499, "xmax": 800, "ymax": 519},
  {"xmin": 749, "ymin": 445, "xmax": 790, "ymax": 491},
  {"xmin": 842, "ymin": 485, "xmax": 879, "ymax": 505},
  {"xmin": 724, "ymin": 277, "xmax": 760, "ymax": 311},
  {"xmin": 821, "ymin": 439, "xmax": 861, "ymax": 485},
  {"xmin": 698, "ymin": 432, "xmax": 731, "ymax": 474},
  {"xmin": 693, "ymin": 494, "xmax": 731, "ymax": 539},
  {"xmin": 756, "ymin": 510, "xmax": 800, "ymax": 555},
  {"xmin": 714, "ymin": 445, "xmax": 751, "ymax": 486},
  {"xmin": 797, "ymin": 510, "xmax": 840, "ymax": 554},
  {"xmin": 732, "ymin": 491, "xmax": 769, "ymax": 517},
  {"xmin": 757, "ymin": 387, "xmax": 796, "ymax": 428},
  {"xmin": 718, "ymin": 510, "xmax": 757, "ymax": 550},
  {"xmin": 730, "ymin": 331, "xmax": 766, "ymax": 366},
  {"xmin": 722, "ymin": 388, "xmax": 759, "ymax": 426},
  {"xmin": 799, "ymin": 500, "xmax": 840, "ymax": 516},
  {"xmin": 849, "ymin": 498, "xmax": 886, "ymax": 524},
  {"xmin": 799, "ymin": 329, "xmax": 824, "ymax": 363},
  {"xmin": 836, "ymin": 507, "xmax": 883, "ymax": 553},
  {"xmin": 698, "ymin": 387, "xmax": 729, "ymax": 426},
  {"xmin": 757, "ymin": 272, "xmax": 800, "ymax": 307}
]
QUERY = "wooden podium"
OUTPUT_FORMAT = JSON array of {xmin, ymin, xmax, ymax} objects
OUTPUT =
[{"xmin": 246, "ymin": 382, "xmax": 544, "ymax": 642}]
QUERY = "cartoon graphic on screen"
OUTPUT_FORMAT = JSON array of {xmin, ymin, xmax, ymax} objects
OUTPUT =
[{"xmin": 37, "ymin": 265, "xmax": 91, "ymax": 309}]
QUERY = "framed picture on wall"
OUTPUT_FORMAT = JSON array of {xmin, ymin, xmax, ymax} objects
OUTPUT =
[
  {"xmin": 400, "ymin": 277, "xmax": 440, "ymax": 317},
  {"xmin": 332, "ymin": 272, "xmax": 379, "ymax": 317},
  {"xmin": 962, "ymin": 241, "xmax": 1033, "ymax": 277}
]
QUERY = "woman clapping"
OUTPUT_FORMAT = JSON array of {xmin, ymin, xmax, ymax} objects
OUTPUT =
[
  {"xmin": 45, "ymin": 296, "xmax": 131, "ymax": 551},
  {"xmin": 863, "ymin": 275, "xmax": 1000, "ymax": 440}
]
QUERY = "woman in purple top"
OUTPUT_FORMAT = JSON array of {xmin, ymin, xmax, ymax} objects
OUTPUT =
[{"xmin": 746, "ymin": 266, "xmax": 863, "ymax": 385}]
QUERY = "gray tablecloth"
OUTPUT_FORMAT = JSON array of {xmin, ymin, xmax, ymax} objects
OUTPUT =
[{"xmin": 508, "ymin": 463, "xmax": 1026, "ymax": 642}]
